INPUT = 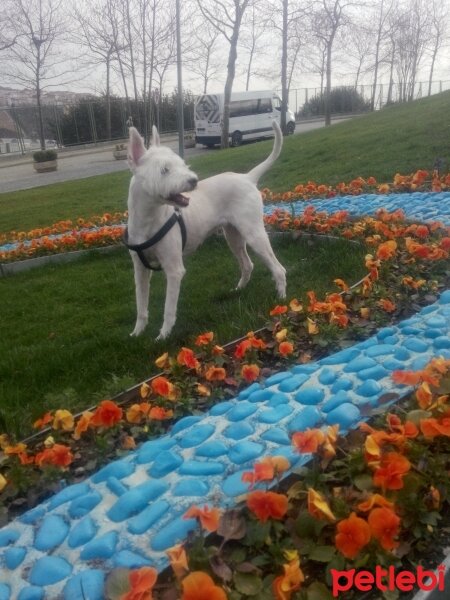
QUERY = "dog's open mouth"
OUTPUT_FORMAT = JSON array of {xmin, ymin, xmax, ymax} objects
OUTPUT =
[{"xmin": 168, "ymin": 193, "xmax": 190, "ymax": 208}]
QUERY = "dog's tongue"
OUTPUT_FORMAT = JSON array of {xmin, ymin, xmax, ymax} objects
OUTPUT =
[{"xmin": 171, "ymin": 193, "xmax": 190, "ymax": 208}]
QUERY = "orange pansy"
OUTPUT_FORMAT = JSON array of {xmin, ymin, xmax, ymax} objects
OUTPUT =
[
  {"xmin": 373, "ymin": 452, "xmax": 411, "ymax": 490},
  {"xmin": 166, "ymin": 544, "xmax": 189, "ymax": 580},
  {"xmin": 205, "ymin": 366, "xmax": 226, "ymax": 381},
  {"xmin": 177, "ymin": 347, "xmax": 200, "ymax": 370},
  {"xmin": 154, "ymin": 351, "xmax": 170, "ymax": 369},
  {"xmin": 357, "ymin": 493, "xmax": 395, "ymax": 512},
  {"xmin": 33, "ymin": 412, "xmax": 53, "ymax": 429},
  {"xmin": 246, "ymin": 490, "xmax": 288, "ymax": 522},
  {"xmin": 279, "ymin": 341, "xmax": 294, "ymax": 356},
  {"xmin": 52, "ymin": 410, "xmax": 74, "ymax": 432},
  {"xmin": 148, "ymin": 406, "xmax": 173, "ymax": 420},
  {"xmin": 416, "ymin": 382, "xmax": 433, "ymax": 409},
  {"xmin": 195, "ymin": 331, "xmax": 214, "ymax": 346},
  {"xmin": 391, "ymin": 369, "xmax": 422, "ymax": 386},
  {"xmin": 270, "ymin": 305, "xmax": 288, "ymax": 315},
  {"xmin": 184, "ymin": 505, "xmax": 221, "ymax": 532},
  {"xmin": 378, "ymin": 298, "xmax": 396, "ymax": 313},
  {"xmin": 181, "ymin": 571, "xmax": 227, "ymax": 600},
  {"xmin": 307, "ymin": 488, "xmax": 336, "ymax": 522},
  {"xmin": 273, "ymin": 558, "xmax": 305, "ymax": 600},
  {"xmin": 151, "ymin": 376, "xmax": 176, "ymax": 400},
  {"xmin": 291, "ymin": 429, "xmax": 325, "ymax": 453},
  {"xmin": 335, "ymin": 512, "xmax": 371, "ymax": 559},
  {"xmin": 241, "ymin": 363, "xmax": 260, "ymax": 383},
  {"xmin": 91, "ymin": 400, "xmax": 123, "ymax": 428},
  {"xmin": 35, "ymin": 444, "xmax": 73, "ymax": 469},
  {"xmin": 420, "ymin": 413, "xmax": 450, "ymax": 438},
  {"xmin": 368, "ymin": 507, "xmax": 401, "ymax": 551},
  {"xmin": 73, "ymin": 411, "xmax": 94, "ymax": 440},
  {"xmin": 121, "ymin": 566, "xmax": 157, "ymax": 600}
]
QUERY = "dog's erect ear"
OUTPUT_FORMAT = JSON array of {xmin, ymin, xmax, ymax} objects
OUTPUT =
[
  {"xmin": 128, "ymin": 127, "xmax": 146, "ymax": 172},
  {"xmin": 151, "ymin": 125, "xmax": 160, "ymax": 147}
]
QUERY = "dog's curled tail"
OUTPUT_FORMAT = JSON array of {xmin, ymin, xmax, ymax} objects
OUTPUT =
[{"xmin": 246, "ymin": 121, "xmax": 283, "ymax": 184}]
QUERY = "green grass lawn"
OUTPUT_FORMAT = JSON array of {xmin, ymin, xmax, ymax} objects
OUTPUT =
[
  {"xmin": 0, "ymin": 236, "xmax": 365, "ymax": 436},
  {"xmin": 1, "ymin": 91, "xmax": 450, "ymax": 232}
]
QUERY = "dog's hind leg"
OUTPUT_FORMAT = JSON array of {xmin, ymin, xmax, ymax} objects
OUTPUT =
[
  {"xmin": 130, "ymin": 253, "xmax": 152, "ymax": 336},
  {"xmin": 223, "ymin": 224, "xmax": 254, "ymax": 290},
  {"xmin": 244, "ymin": 227, "xmax": 287, "ymax": 298}
]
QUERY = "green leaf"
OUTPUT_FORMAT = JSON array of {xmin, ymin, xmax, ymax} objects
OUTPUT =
[
  {"xmin": 306, "ymin": 581, "xmax": 334, "ymax": 600},
  {"xmin": 104, "ymin": 569, "xmax": 131, "ymax": 600},
  {"xmin": 233, "ymin": 572, "xmax": 263, "ymax": 596},
  {"xmin": 295, "ymin": 510, "xmax": 317, "ymax": 538},
  {"xmin": 309, "ymin": 545, "xmax": 336, "ymax": 563},
  {"xmin": 217, "ymin": 509, "xmax": 247, "ymax": 541},
  {"xmin": 353, "ymin": 473, "xmax": 374, "ymax": 491},
  {"xmin": 406, "ymin": 409, "xmax": 432, "ymax": 425}
]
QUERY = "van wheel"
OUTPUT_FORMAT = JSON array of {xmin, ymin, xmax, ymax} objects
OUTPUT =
[
  {"xmin": 286, "ymin": 122, "xmax": 295, "ymax": 135},
  {"xmin": 230, "ymin": 131, "xmax": 242, "ymax": 147}
]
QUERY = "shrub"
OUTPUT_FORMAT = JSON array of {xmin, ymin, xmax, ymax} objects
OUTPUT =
[
  {"xmin": 299, "ymin": 87, "xmax": 371, "ymax": 118},
  {"xmin": 32, "ymin": 150, "xmax": 57, "ymax": 162}
]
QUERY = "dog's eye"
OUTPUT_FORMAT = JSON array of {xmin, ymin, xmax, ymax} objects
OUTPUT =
[{"xmin": 161, "ymin": 166, "xmax": 169, "ymax": 175}]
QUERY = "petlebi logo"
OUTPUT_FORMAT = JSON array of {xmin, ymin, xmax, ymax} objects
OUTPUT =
[{"xmin": 331, "ymin": 565, "xmax": 446, "ymax": 597}]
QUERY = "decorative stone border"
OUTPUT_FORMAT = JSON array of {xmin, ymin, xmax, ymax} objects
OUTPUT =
[{"xmin": 0, "ymin": 192, "xmax": 449, "ymax": 600}]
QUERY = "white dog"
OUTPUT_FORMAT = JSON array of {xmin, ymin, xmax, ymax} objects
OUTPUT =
[{"xmin": 125, "ymin": 122, "xmax": 286, "ymax": 339}]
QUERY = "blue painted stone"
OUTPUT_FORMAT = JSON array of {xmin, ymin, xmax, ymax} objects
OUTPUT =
[
  {"xmin": 106, "ymin": 476, "xmax": 128, "ymax": 497},
  {"xmin": 63, "ymin": 570, "xmax": 104, "ymax": 600},
  {"xmin": 357, "ymin": 365, "xmax": 389, "ymax": 381},
  {"xmin": 0, "ymin": 586, "xmax": 9, "ymax": 600},
  {"xmin": 227, "ymin": 401, "xmax": 258, "ymax": 422},
  {"xmin": 270, "ymin": 447, "xmax": 301, "ymax": 466},
  {"xmin": 399, "ymin": 317, "xmax": 420, "ymax": 328},
  {"xmin": 264, "ymin": 371, "xmax": 292, "ymax": 386},
  {"xmin": 148, "ymin": 451, "xmax": 183, "ymax": 478},
  {"xmin": 247, "ymin": 388, "xmax": 274, "ymax": 402},
  {"xmin": 91, "ymin": 458, "xmax": 135, "ymax": 482},
  {"xmin": 322, "ymin": 391, "xmax": 350, "ymax": 413},
  {"xmin": 19, "ymin": 506, "xmax": 45, "ymax": 525},
  {"xmin": 288, "ymin": 406, "xmax": 322, "ymax": 432},
  {"xmin": 425, "ymin": 316, "xmax": 447, "ymax": 328},
  {"xmin": 171, "ymin": 416, "xmax": 202, "ymax": 434},
  {"xmin": 401, "ymin": 326, "xmax": 423, "ymax": 335},
  {"xmin": 434, "ymin": 336, "xmax": 450, "ymax": 349},
  {"xmin": 136, "ymin": 437, "xmax": 176, "ymax": 464},
  {"xmin": 128, "ymin": 500, "xmax": 170, "ymax": 534},
  {"xmin": 331, "ymin": 378, "xmax": 353, "ymax": 392},
  {"xmin": 355, "ymin": 379, "xmax": 382, "ymax": 397},
  {"xmin": 294, "ymin": 387, "xmax": 325, "ymax": 405},
  {"xmin": 394, "ymin": 347, "xmax": 410, "ymax": 360},
  {"xmin": 80, "ymin": 531, "xmax": 118, "ymax": 560},
  {"xmin": 209, "ymin": 401, "xmax": 233, "ymax": 416},
  {"xmin": 222, "ymin": 470, "xmax": 252, "ymax": 497},
  {"xmin": 68, "ymin": 491, "xmax": 102, "ymax": 519},
  {"xmin": 18, "ymin": 587, "xmax": 44, "ymax": 600},
  {"xmin": 261, "ymin": 427, "xmax": 291, "ymax": 445},
  {"xmin": 108, "ymin": 480, "xmax": 169, "ymax": 521},
  {"xmin": 34, "ymin": 515, "xmax": 69, "ymax": 551},
  {"xmin": 0, "ymin": 528, "xmax": 20, "ymax": 547},
  {"xmin": 291, "ymin": 364, "xmax": 318, "ymax": 374},
  {"xmin": 365, "ymin": 344, "xmax": 397, "ymax": 358},
  {"xmin": 318, "ymin": 368, "xmax": 337, "ymax": 385},
  {"xmin": 358, "ymin": 338, "xmax": 377, "ymax": 349},
  {"xmin": 4, "ymin": 546, "xmax": 26, "ymax": 569},
  {"xmin": 228, "ymin": 441, "xmax": 265, "ymax": 464},
  {"xmin": 48, "ymin": 482, "xmax": 91, "ymax": 509},
  {"xmin": 267, "ymin": 392, "xmax": 290, "ymax": 407},
  {"xmin": 424, "ymin": 329, "xmax": 441, "ymax": 339},
  {"xmin": 279, "ymin": 374, "xmax": 309, "ymax": 392},
  {"xmin": 326, "ymin": 403, "xmax": 361, "ymax": 429},
  {"xmin": 343, "ymin": 357, "xmax": 377, "ymax": 373},
  {"xmin": 179, "ymin": 424, "xmax": 215, "ymax": 448},
  {"xmin": 383, "ymin": 335, "xmax": 399, "ymax": 345},
  {"xmin": 382, "ymin": 358, "xmax": 406, "ymax": 371},
  {"xmin": 410, "ymin": 356, "xmax": 432, "ymax": 371},
  {"xmin": 377, "ymin": 327, "xmax": 397, "ymax": 340},
  {"xmin": 68, "ymin": 517, "xmax": 97, "ymax": 548},
  {"xmin": 223, "ymin": 422, "xmax": 254, "ymax": 440},
  {"xmin": 113, "ymin": 550, "xmax": 152, "ymax": 568},
  {"xmin": 179, "ymin": 460, "xmax": 225, "ymax": 475},
  {"xmin": 30, "ymin": 556, "xmax": 72, "ymax": 586},
  {"xmin": 321, "ymin": 348, "xmax": 360, "ymax": 365},
  {"xmin": 258, "ymin": 404, "xmax": 293, "ymax": 423},
  {"xmin": 238, "ymin": 382, "xmax": 261, "ymax": 399},
  {"xmin": 420, "ymin": 305, "xmax": 438, "ymax": 315},
  {"xmin": 438, "ymin": 290, "xmax": 450, "ymax": 304},
  {"xmin": 402, "ymin": 338, "xmax": 428, "ymax": 353},
  {"xmin": 151, "ymin": 515, "xmax": 197, "ymax": 551},
  {"xmin": 195, "ymin": 441, "xmax": 228, "ymax": 458},
  {"xmin": 173, "ymin": 479, "xmax": 209, "ymax": 496}
]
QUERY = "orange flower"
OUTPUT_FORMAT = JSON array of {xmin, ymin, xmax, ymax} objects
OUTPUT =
[
  {"xmin": 91, "ymin": 400, "xmax": 123, "ymax": 428},
  {"xmin": 376, "ymin": 240, "xmax": 397, "ymax": 260},
  {"xmin": 121, "ymin": 566, "xmax": 157, "ymax": 600},
  {"xmin": 177, "ymin": 347, "xmax": 200, "ymax": 370},
  {"xmin": 360, "ymin": 307, "xmax": 370, "ymax": 319},
  {"xmin": 35, "ymin": 444, "xmax": 73, "ymax": 469},
  {"xmin": 204, "ymin": 366, "xmax": 226, "ymax": 381},
  {"xmin": 242, "ymin": 455, "xmax": 289, "ymax": 488},
  {"xmin": 279, "ymin": 341, "xmax": 294, "ymax": 357},
  {"xmin": 289, "ymin": 298, "xmax": 303, "ymax": 312},
  {"xmin": 166, "ymin": 544, "xmax": 188, "ymax": 581},
  {"xmin": 420, "ymin": 413, "xmax": 450, "ymax": 438},
  {"xmin": 195, "ymin": 332, "xmax": 214, "ymax": 346},
  {"xmin": 73, "ymin": 411, "xmax": 94, "ymax": 440},
  {"xmin": 357, "ymin": 493, "xmax": 395, "ymax": 512},
  {"xmin": 154, "ymin": 351, "xmax": 170, "ymax": 369},
  {"xmin": 378, "ymin": 298, "xmax": 396, "ymax": 313},
  {"xmin": 273, "ymin": 558, "xmax": 305, "ymax": 600},
  {"xmin": 33, "ymin": 412, "xmax": 53, "ymax": 429},
  {"xmin": 126, "ymin": 404, "xmax": 144, "ymax": 424},
  {"xmin": 184, "ymin": 505, "xmax": 221, "ymax": 532},
  {"xmin": 307, "ymin": 317, "xmax": 319, "ymax": 335},
  {"xmin": 121, "ymin": 435, "xmax": 136, "ymax": 450},
  {"xmin": 292, "ymin": 429, "xmax": 325, "ymax": 453},
  {"xmin": 246, "ymin": 490, "xmax": 288, "ymax": 522},
  {"xmin": 368, "ymin": 507, "xmax": 401, "ymax": 551},
  {"xmin": 335, "ymin": 512, "xmax": 371, "ymax": 559},
  {"xmin": 270, "ymin": 305, "xmax": 288, "ymax": 316},
  {"xmin": 241, "ymin": 363, "xmax": 260, "ymax": 382},
  {"xmin": 149, "ymin": 406, "xmax": 173, "ymax": 420},
  {"xmin": 151, "ymin": 376, "xmax": 176, "ymax": 400},
  {"xmin": 333, "ymin": 278, "xmax": 349, "ymax": 291},
  {"xmin": 307, "ymin": 488, "xmax": 336, "ymax": 521},
  {"xmin": 181, "ymin": 571, "xmax": 227, "ymax": 600},
  {"xmin": 234, "ymin": 339, "xmax": 252, "ymax": 359},
  {"xmin": 51, "ymin": 409, "xmax": 74, "ymax": 431},
  {"xmin": 392, "ymin": 370, "xmax": 422, "ymax": 386},
  {"xmin": 373, "ymin": 452, "xmax": 411, "ymax": 490},
  {"xmin": 416, "ymin": 382, "xmax": 433, "ymax": 409},
  {"xmin": 196, "ymin": 383, "xmax": 211, "ymax": 396}
]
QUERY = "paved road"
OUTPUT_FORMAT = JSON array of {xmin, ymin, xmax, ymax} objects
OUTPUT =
[{"xmin": 0, "ymin": 117, "xmax": 352, "ymax": 194}]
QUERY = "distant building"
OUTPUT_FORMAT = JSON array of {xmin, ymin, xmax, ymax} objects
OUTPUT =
[{"xmin": 0, "ymin": 86, "xmax": 94, "ymax": 108}]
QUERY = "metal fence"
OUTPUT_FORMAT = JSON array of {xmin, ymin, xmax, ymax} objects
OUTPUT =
[{"xmin": 1, "ymin": 79, "xmax": 449, "ymax": 155}]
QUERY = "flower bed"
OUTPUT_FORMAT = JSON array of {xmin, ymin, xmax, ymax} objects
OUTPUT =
[{"xmin": 0, "ymin": 191, "xmax": 449, "ymax": 599}]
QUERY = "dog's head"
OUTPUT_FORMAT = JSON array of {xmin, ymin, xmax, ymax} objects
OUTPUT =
[{"xmin": 127, "ymin": 126, "xmax": 198, "ymax": 208}]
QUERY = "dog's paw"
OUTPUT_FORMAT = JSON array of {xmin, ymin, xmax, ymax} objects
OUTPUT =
[{"xmin": 130, "ymin": 318, "xmax": 148, "ymax": 337}]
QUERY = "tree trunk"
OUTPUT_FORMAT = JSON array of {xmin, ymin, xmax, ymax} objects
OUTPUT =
[
  {"xmin": 106, "ymin": 54, "xmax": 112, "ymax": 140},
  {"xmin": 221, "ymin": 27, "xmax": 239, "ymax": 148},
  {"xmin": 324, "ymin": 38, "xmax": 333, "ymax": 126},
  {"xmin": 280, "ymin": 0, "xmax": 288, "ymax": 135}
]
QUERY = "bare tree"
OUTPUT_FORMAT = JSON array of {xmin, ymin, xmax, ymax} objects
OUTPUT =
[
  {"xmin": 368, "ymin": 0, "xmax": 394, "ymax": 110},
  {"xmin": 197, "ymin": 0, "xmax": 252, "ymax": 148},
  {"xmin": 184, "ymin": 17, "xmax": 223, "ymax": 94},
  {"xmin": 427, "ymin": 0, "xmax": 449, "ymax": 96},
  {"xmin": 239, "ymin": 3, "xmax": 268, "ymax": 90},
  {"xmin": 0, "ymin": 2, "xmax": 17, "ymax": 51},
  {"xmin": 2, "ymin": 0, "xmax": 69, "ymax": 149}
]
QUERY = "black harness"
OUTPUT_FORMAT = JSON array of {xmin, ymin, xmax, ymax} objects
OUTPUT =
[{"xmin": 123, "ymin": 209, "xmax": 187, "ymax": 271}]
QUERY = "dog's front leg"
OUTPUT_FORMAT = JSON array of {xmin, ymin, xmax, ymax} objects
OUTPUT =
[
  {"xmin": 157, "ymin": 264, "xmax": 186, "ymax": 340},
  {"xmin": 130, "ymin": 253, "xmax": 152, "ymax": 336}
]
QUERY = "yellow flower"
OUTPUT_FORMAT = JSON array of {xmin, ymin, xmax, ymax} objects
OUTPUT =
[
  {"xmin": 283, "ymin": 549, "xmax": 299, "ymax": 562},
  {"xmin": 307, "ymin": 488, "xmax": 336, "ymax": 522},
  {"xmin": 155, "ymin": 352, "xmax": 170, "ymax": 369},
  {"xmin": 140, "ymin": 382, "xmax": 151, "ymax": 399},
  {"xmin": 289, "ymin": 298, "xmax": 303, "ymax": 312},
  {"xmin": 275, "ymin": 328, "xmax": 288, "ymax": 342},
  {"xmin": 307, "ymin": 318, "xmax": 319, "ymax": 335},
  {"xmin": 52, "ymin": 409, "xmax": 74, "ymax": 432},
  {"xmin": 0, "ymin": 474, "xmax": 7, "ymax": 492},
  {"xmin": 44, "ymin": 436, "xmax": 55, "ymax": 448}
]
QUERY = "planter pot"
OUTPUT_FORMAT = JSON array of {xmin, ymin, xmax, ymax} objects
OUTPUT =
[
  {"xmin": 33, "ymin": 160, "xmax": 57, "ymax": 173},
  {"xmin": 113, "ymin": 149, "xmax": 128, "ymax": 160}
]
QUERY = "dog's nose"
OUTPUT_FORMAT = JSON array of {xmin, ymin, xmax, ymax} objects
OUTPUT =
[{"xmin": 188, "ymin": 177, "xmax": 198, "ymax": 190}]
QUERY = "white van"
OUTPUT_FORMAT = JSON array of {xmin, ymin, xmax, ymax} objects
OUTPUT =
[{"xmin": 194, "ymin": 90, "xmax": 296, "ymax": 147}]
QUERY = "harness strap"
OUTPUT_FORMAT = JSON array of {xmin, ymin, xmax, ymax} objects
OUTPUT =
[{"xmin": 123, "ymin": 209, "xmax": 187, "ymax": 271}]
